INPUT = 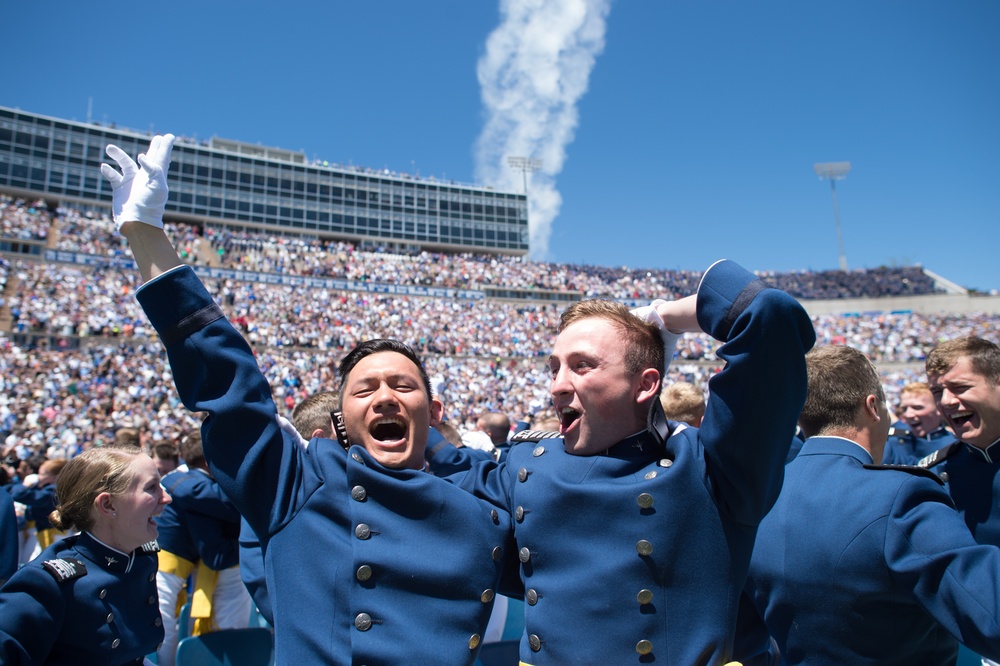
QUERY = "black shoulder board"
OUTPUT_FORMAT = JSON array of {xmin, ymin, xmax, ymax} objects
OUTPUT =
[
  {"xmin": 917, "ymin": 442, "xmax": 963, "ymax": 469},
  {"xmin": 863, "ymin": 463, "xmax": 945, "ymax": 485},
  {"xmin": 42, "ymin": 557, "xmax": 88, "ymax": 583},
  {"xmin": 510, "ymin": 429, "xmax": 561, "ymax": 443},
  {"xmin": 139, "ymin": 540, "xmax": 161, "ymax": 554}
]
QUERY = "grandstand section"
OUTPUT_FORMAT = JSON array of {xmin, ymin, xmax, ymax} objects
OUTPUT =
[{"xmin": 0, "ymin": 106, "xmax": 529, "ymax": 256}]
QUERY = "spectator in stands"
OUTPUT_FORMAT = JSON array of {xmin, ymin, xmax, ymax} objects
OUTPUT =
[
  {"xmin": 740, "ymin": 345, "xmax": 1000, "ymax": 664},
  {"xmin": 113, "ymin": 426, "xmax": 142, "ymax": 450},
  {"xmin": 0, "ymin": 446, "xmax": 169, "ymax": 663},
  {"xmin": 659, "ymin": 381, "xmax": 705, "ymax": 427},
  {"xmin": 104, "ymin": 134, "xmax": 514, "ymax": 665},
  {"xmin": 0, "ymin": 470, "xmax": 17, "ymax": 586},
  {"xmin": 7, "ymin": 458, "xmax": 68, "ymax": 562}
]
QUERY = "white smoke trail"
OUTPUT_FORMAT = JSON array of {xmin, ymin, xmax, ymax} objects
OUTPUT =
[{"xmin": 475, "ymin": 0, "xmax": 611, "ymax": 260}]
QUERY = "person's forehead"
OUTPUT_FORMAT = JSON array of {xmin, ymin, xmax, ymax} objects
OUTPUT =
[
  {"xmin": 931, "ymin": 357, "xmax": 986, "ymax": 385},
  {"xmin": 346, "ymin": 351, "xmax": 423, "ymax": 382},
  {"xmin": 900, "ymin": 391, "xmax": 934, "ymax": 405},
  {"xmin": 553, "ymin": 317, "xmax": 620, "ymax": 351}
]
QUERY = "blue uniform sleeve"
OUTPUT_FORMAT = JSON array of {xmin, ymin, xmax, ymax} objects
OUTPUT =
[
  {"xmin": 695, "ymin": 260, "xmax": 816, "ymax": 526},
  {"xmin": 0, "ymin": 490, "xmax": 17, "ymax": 583},
  {"xmin": 0, "ymin": 566, "xmax": 64, "ymax": 664},
  {"xmin": 885, "ymin": 475, "xmax": 1000, "ymax": 659},
  {"xmin": 136, "ymin": 266, "xmax": 314, "ymax": 542}
]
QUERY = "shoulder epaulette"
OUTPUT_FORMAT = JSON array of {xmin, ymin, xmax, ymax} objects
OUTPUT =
[
  {"xmin": 510, "ymin": 429, "xmax": 561, "ymax": 443},
  {"xmin": 139, "ymin": 540, "xmax": 161, "ymax": 554},
  {"xmin": 917, "ymin": 441, "xmax": 963, "ymax": 469},
  {"xmin": 887, "ymin": 426, "xmax": 913, "ymax": 441},
  {"xmin": 863, "ymin": 463, "xmax": 945, "ymax": 485},
  {"xmin": 42, "ymin": 557, "xmax": 88, "ymax": 582}
]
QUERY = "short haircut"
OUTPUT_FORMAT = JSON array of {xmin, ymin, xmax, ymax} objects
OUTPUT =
[
  {"xmin": 291, "ymin": 391, "xmax": 341, "ymax": 439},
  {"xmin": 799, "ymin": 346, "xmax": 884, "ymax": 438},
  {"xmin": 38, "ymin": 459, "xmax": 68, "ymax": 477},
  {"xmin": 337, "ymin": 339, "xmax": 433, "ymax": 407},
  {"xmin": 659, "ymin": 381, "xmax": 705, "ymax": 427},
  {"xmin": 435, "ymin": 421, "xmax": 463, "ymax": 447},
  {"xmin": 179, "ymin": 430, "xmax": 206, "ymax": 468},
  {"xmin": 478, "ymin": 412, "xmax": 511, "ymax": 445},
  {"xmin": 150, "ymin": 441, "xmax": 180, "ymax": 463},
  {"xmin": 114, "ymin": 427, "xmax": 142, "ymax": 449},
  {"xmin": 899, "ymin": 382, "xmax": 933, "ymax": 400},
  {"xmin": 49, "ymin": 448, "xmax": 144, "ymax": 533},
  {"xmin": 926, "ymin": 337, "xmax": 1000, "ymax": 385},
  {"xmin": 558, "ymin": 300, "xmax": 664, "ymax": 378}
]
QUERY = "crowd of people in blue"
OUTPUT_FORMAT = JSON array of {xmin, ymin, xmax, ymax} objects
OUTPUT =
[{"xmin": 0, "ymin": 134, "xmax": 998, "ymax": 665}]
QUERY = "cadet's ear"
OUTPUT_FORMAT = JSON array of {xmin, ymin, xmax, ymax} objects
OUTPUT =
[
  {"xmin": 429, "ymin": 398, "xmax": 444, "ymax": 428},
  {"xmin": 864, "ymin": 395, "xmax": 882, "ymax": 422},
  {"xmin": 94, "ymin": 492, "xmax": 117, "ymax": 518},
  {"xmin": 636, "ymin": 368, "xmax": 661, "ymax": 405}
]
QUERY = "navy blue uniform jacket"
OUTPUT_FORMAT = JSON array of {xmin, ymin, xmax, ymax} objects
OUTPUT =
[
  {"xmin": 136, "ymin": 266, "xmax": 514, "ymax": 666},
  {"xmin": 743, "ymin": 437, "xmax": 1000, "ymax": 665},
  {"xmin": 156, "ymin": 467, "xmax": 241, "ymax": 570},
  {"xmin": 450, "ymin": 259, "xmax": 815, "ymax": 664},
  {"xmin": 925, "ymin": 439, "xmax": 1000, "ymax": 548},
  {"xmin": 0, "ymin": 532, "xmax": 163, "ymax": 665}
]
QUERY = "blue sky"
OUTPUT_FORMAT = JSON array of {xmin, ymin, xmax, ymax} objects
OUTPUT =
[{"xmin": 4, "ymin": 1, "xmax": 998, "ymax": 291}]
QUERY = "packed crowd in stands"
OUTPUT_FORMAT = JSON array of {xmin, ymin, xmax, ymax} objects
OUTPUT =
[{"xmin": 2, "ymin": 194, "xmax": 997, "ymax": 461}]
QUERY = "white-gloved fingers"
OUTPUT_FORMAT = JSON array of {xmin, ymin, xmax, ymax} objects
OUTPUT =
[
  {"xmin": 631, "ymin": 299, "xmax": 679, "ymax": 376},
  {"xmin": 99, "ymin": 162, "xmax": 124, "ymax": 188},
  {"xmin": 116, "ymin": 134, "xmax": 176, "ymax": 229}
]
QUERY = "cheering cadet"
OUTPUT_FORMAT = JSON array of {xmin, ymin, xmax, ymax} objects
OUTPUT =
[
  {"xmin": 740, "ymin": 345, "xmax": 1000, "ymax": 665},
  {"xmin": 0, "ymin": 447, "xmax": 170, "ymax": 664},
  {"xmin": 102, "ymin": 135, "xmax": 514, "ymax": 666}
]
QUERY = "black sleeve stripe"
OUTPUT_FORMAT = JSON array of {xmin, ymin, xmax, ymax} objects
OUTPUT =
[
  {"xmin": 719, "ymin": 279, "xmax": 767, "ymax": 340},
  {"xmin": 159, "ymin": 304, "xmax": 225, "ymax": 347}
]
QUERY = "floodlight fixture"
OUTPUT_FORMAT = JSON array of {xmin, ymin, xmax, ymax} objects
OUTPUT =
[
  {"xmin": 814, "ymin": 161, "xmax": 852, "ymax": 271},
  {"xmin": 507, "ymin": 156, "xmax": 543, "ymax": 194}
]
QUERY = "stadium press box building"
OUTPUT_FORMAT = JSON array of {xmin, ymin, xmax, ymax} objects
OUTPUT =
[{"xmin": 0, "ymin": 106, "xmax": 529, "ymax": 256}]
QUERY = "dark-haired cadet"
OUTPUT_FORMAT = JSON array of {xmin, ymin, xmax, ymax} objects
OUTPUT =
[
  {"xmin": 102, "ymin": 135, "xmax": 514, "ymax": 666},
  {"xmin": 0, "ymin": 447, "xmax": 170, "ymax": 664}
]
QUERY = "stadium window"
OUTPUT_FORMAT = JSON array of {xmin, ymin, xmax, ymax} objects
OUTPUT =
[
  {"xmin": 238, "ymin": 201, "xmax": 250, "ymax": 213},
  {"xmin": 196, "ymin": 195, "xmax": 208, "ymax": 206},
  {"xmin": 33, "ymin": 135, "xmax": 49, "ymax": 150},
  {"xmin": 179, "ymin": 193, "xmax": 193, "ymax": 205},
  {"xmin": 0, "ymin": 127, "xmax": 11, "ymax": 143},
  {"xmin": 197, "ymin": 165, "xmax": 209, "ymax": 178}
]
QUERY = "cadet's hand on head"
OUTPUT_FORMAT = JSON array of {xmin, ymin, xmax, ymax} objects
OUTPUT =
[
  {"xmin": 100, "ymin": 133, "xmax": 176, "ymax": 230},
  {"xmin": 632, "ymin": 299, "xmax": 681, "ymax": 375}
]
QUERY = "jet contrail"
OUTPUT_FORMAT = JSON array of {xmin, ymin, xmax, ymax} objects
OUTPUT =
[{"xmin": 475, "ymin": 0, "xmax": 611, "ymax": 260}]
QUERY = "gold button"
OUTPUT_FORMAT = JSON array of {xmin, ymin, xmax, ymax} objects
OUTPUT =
[
  {"xmin": 637, "ymin": 540, "xmax": 653, "ymax": 556},
  {"xmin": 529, "ymin": 634, "xmax": 542, "ymax": 651},
  {"xmin": 355, "ymin": 613, "xmax": 372, "ymax": 631},
  {"xmin": 519, "ymin": 547, "xmax": 531, "ymax": 563},
  {"xmin": 532, "ymin": 446, "xmax": 545, "ymax": 457},
  {"xmin": 492, "ymin": 546, "xmax": 504, "ymax": 561},
  {"xmin": 645, "ymin": 470, "xmax": 657, "ymax": 479},
  {"xmin": 637, "ymin": 589, "xmax": 653, "ymax": 605},
  {"xmin": 351, "ymin": 485, "xmax": 367, "ymax": 501},
  {"xmin": 637, "ymin": 493, "xmax": 654, "ymax": 509},
  {"xmin": 481, "ymin": 589, "xmax": 495, "ymax": 603},
  {"xmin": 515, "ymin": 506, "xmax": 525, "ymax": 522},
  {"xmin": 355, "ymin": 523, "xmax": 371, "ymax": 540},
  {"xmin": 526, "ymin": 589, "xmax": 538, "ymax": 605},
  {"xmin": 490, "ymin": 509, "xmax": 499, "ymax": 524},
  {"xmin": 356, "ymin": 565, "xmax": 372, "ymax": 582},
  {"xmin": 636, "ymin": 639, "xmax": 653, "ymax": 655},
  {"xmin": 106, "ymin": 612, "xmax": 115, "ymax": 623},
  {"xmin": 469, "ymin": 634, "xmax": 481, "ymax": 650},
  {"xmin": 658, "ymin": 458, "xmax": 672, "ymax": 468},
  {"xmin": 518, "ymin": 467, "xmax": 529, "ymax": 482}
]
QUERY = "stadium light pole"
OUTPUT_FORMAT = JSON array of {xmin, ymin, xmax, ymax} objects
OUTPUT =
[
  {"xmin": 813, "ymin": 161, "xmax": 851, "ymax": 271},
  {"xmin": 507, "ymin": 156, "xmax": 542, "ymax": 194}
]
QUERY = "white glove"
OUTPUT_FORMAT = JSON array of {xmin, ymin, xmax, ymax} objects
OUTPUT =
[
  {"xmin": 100, "ymin": 133, "xmax": 175, "ymax": 229},
  {"xmin": 631, "ymin": 299, "xmax": 680, "ymax": 376}
]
